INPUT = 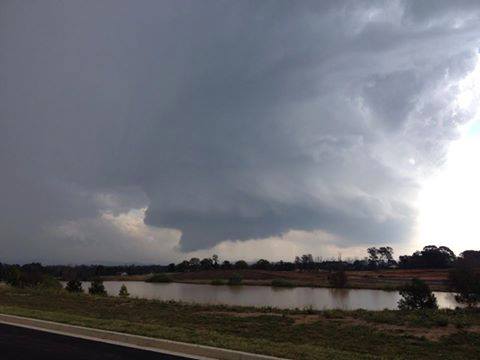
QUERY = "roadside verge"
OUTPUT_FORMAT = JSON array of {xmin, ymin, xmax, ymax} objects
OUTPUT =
[{"xmin": 0, "ymin": 313, "xmax": 286, "ymax": 360}]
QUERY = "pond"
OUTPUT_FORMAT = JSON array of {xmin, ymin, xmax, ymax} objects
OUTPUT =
[{"xmin": 72, "ymin": 281, "xmax": 461, "ymax": 310}]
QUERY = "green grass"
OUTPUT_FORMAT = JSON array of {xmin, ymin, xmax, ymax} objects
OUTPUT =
[{"xmin": 0, "ymin": 286, "xmax": 479, "ymax": 359}]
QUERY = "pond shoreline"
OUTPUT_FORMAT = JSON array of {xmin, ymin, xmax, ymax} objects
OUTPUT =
[
  {"xmin": 99, "ymin": 268, "xmax": 452, "ymax": 292},
  {"xmin": 67, "ymin": 281, "xmax": 460, "ymax": 311}
]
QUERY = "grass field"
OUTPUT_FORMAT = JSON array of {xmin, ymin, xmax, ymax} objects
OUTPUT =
[{"xmin": 0, "ymin": 286, "xmax": 479, "ymax": 359}]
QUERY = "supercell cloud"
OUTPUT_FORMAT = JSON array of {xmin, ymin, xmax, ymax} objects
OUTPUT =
[{"xmin": 1, "ymin": 1, "xmax": 479, "ymax": 262}]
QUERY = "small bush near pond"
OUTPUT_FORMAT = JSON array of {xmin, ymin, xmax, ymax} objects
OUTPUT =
[
  {"xmin": 228, "ymin": 273, "xmax": 242, "ymax": 285},
  {"xmin": 65, "ymin": 279, "xmax": 83, "ymax": 293},
  {"xmin": 119, "ymin": 284, "xmax": 130, "ymax": 297},
  {"xmin": 398, "ymin": 278, "xmax": 437, "ymax": 310},
  {"xmin": 89, "ymin": 279, "xmax": 107, "ymax": 296},
  {"xmin": 146, "ymin": 274, "xmax": 172, "ymax": 283},
  {"xmin": 271, "ymin": 279, "xmax": 294, "ymax": 287}
]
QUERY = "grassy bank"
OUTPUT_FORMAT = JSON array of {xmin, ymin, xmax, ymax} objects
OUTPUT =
[
  {"xmin": 0, "ymin": 286, "xmax": 478, "ymax": 359},
  {"xmin": 102, "ymin": 269, "xmax": 451, "ymax": 291}
]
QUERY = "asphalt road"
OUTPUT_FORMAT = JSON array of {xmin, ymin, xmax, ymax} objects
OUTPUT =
[{"xmin": 0, "ymin": 323, "xmax": 194, "ymax": 360}]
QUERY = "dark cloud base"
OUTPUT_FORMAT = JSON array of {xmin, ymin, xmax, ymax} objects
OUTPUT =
[{"xmin": 1, "ymin": 0, "xmax": 479, "ymax": 261}]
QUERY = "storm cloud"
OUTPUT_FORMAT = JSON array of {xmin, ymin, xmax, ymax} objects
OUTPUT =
[{"xmin": 1, "ymin": 1, "xmax": 480, "ymax": 262}]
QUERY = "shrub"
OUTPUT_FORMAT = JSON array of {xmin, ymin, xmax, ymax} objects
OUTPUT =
[
  {"xmin": 398, "ymin": 279, "xmax": 438, "ymax": 310},
  {"xmin": 211, "ymin": 279, "xmax": 226, "ymax": 285},
  {"xmin": 228, "ymin": 273, "xmax": 242, "ymax": 285},
  {"xmin": 4, "ymin": 268, "xmax": 23, "ymax": 287},
  {"xmin": 303, "ymin": 305, "xmax": 316, "ymax": 314},
  {"xmin": 38, "ymin": 275, "xmax": 62, "ymax": 290},
  {"xmin": 327, "ymin": 269, "xmax": 347, "ymax": 288},
  {"xmin": 5, "ymin": 268, "xmax": 61, "ymax": 289},
  {"xmin": 118, "ymin": 284, "xmax": 130, "ymax": 297},
  {"xmin": 434, "ymin": 317, "xmax": 449, "ymax": 327},
  {"xmin": 88, "ymin": 279, "xmax": 107, "ymax": 296},
  {"xmin": 271, "ymin": 279, "xmax": 294, "ymax": 287},
  {"xmin": 65, "ymin": 279, "xmax": 83, "ymax": 293},
  {"xmin": 145, "ymin": 273, "xmax": 172, "ymax": 283}
]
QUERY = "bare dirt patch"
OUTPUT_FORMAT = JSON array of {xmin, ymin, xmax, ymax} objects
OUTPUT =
[{"xmin": 334, "ymin": 316, "xmax": 460, "ymax": 341}]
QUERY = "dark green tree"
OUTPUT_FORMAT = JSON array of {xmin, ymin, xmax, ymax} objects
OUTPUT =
[
  {"xmin": 212, "ymin": 254, "xmax": 219, "ymax": 268},
  {"xmin": 327, "ymin": 269, "xmax": 347, "ymax": 288},
  {"xmin": 398, "ymin": 278, "xmax": 437, "ymax": 310},
  {"xmin": 449, "ymin": 261, "xmax": 480, "ymax": 307},
  {"xmin": 65, "ymin": 279, "xmax": 83, "ymax": 293},
  {"xmin": 118, "ymin": 284, "xmax": 129, "ymax": 297},
  {"xmin": 5, "ymin": 267, "xmax": 22, "ymax": 287},
  {"xmin": 254, "ymin": 259, "xmax": 271, "ymax": 270},
  {"xmin": 88, "ymin": 279, "xmax": 107, "ymax": 296},
  {"xmin": 234, "ymin": 260, "xmax": 248, "ymax": 269}
]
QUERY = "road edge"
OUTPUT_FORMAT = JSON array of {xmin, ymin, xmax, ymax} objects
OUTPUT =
[{"xmin": 0, "ymin": 313, "xmax": 286, "ymax": 360}]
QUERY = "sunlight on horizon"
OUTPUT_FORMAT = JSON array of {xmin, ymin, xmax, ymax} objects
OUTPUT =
[{"xmin": 416, "ymin": 56, "xmax": 480, "ymax": 254}]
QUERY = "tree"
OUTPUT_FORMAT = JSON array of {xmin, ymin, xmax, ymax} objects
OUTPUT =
[
  {"xmin": 65, "ymin": 279, "xmax": 83, "ymax": 293},
  {"xmin": 188, "ymin": 257, "xmax": 200, "ymax": 271},
  {"xmin": 399, "ymin": 245, "xmax": 456, "ymax": 269},
  {"xmin": 212, "ymin": 254, "xmax": 219, "ymax": 268},
  {"xmin": 459, "ymin": 250, "xmax": 480, "ymax": 267},
  {"xmin": 449, "ymin": 261, "xmax": 480, "ymax": 307},
  {"xmin": 327, "ymin": 269, "xmax": 347, "ymax": 288},
  {"xmin": 367, "ymin": 247, "xmax": 395, "ymax": 268},
  {"xmin": 176, "ymin": 260, "xmax": 190, "ymax": 272},
  {"xmin": 5, "ymin": 267, "xmax": 22, "ymax": 287},
  {"xmin": 234, "ymin": 260, "xmax": 248, "ymax": 269},
  {"xmin": 398, "ymin": 279, "xmax": 438, "ymax": 310},
  {"xmin": 295, "ymin": 254, "xmax": 314, "ymax": 270},
  {"xmin": 378, "ymin": 247, "xmax": 394, "ymax": 262},
  {"xmin": 88, "ymin": 279, "xmax": 107, "ymax": 296},
  {"xmin": 367, "ymin": 247, "xmax": 379, "ymax": 263},
  {"xmin": 5, "ymin": 267, "xmax": 44, "ymax": 288},
  {"xmin": 200, "ymin": 258, "xmax": 214, "ymax": 270},
  {"xmin": 118, "ymin": 284, "xmax": 130, "ymax": 297},
  {"xmin": 254, "ymin": 259, "xmax": 271, "ymax": 270},
  {"xmin": 167, "ymin": 263, "xmax": 176, "ymax": 272},
  {"xmin": 221, "ymin": 260, "xmax": 232, "ymax": 269}
]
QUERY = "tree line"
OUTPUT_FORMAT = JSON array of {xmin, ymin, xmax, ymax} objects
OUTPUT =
[{"xmin": 0, "ymin": 245, "xmax": 479, "ymax": 283}]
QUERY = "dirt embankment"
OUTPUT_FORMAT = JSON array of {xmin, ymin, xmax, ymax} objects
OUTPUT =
[
  {"xmin": 172, "ymin": 268, "xmax": 451, "ymax": 291},
  {"xmin": 102, "ymin": 268, "xmax": 452, "ymax": 291}
]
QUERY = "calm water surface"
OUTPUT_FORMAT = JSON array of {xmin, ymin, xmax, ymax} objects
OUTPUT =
[{"xmin": 73, "ymin": 281, "xmax": 460, "ymax": 310}]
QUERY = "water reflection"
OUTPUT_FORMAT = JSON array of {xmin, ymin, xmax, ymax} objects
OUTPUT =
[{"xmin": 69, "ymin": 281, "xmax": 461, "ymax": 310}]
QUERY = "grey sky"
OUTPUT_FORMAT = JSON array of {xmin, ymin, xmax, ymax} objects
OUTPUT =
[{"xmin": 1, "ymin": 1, "xmax": 479, "ymax": 264}]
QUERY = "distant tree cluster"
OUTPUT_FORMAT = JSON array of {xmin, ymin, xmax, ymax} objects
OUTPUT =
[
  {"xmin": 1, "ymin": 263, "xmax": 61, "ymax": 289},
  {"xmin": 399, "ymin": 245, "xmax": 456, "ymax": 269},
  {"xmin": 0, "ymin": 244, "xmax": 476, "ymax": 289},
  {"xmin": 367, "ymin": 246, "xmax": 394, "ymax": 268}
]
